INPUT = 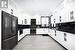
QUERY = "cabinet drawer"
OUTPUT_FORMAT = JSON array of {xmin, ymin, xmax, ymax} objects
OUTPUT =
[{"xmin": 2, "ymin": 36, "xmax": 17, "ymax": 50}]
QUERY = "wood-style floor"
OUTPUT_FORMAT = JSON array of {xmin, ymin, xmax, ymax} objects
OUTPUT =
[{"xmin": 12, "ymin": 35, "xmax": 66, "ymax": 50}]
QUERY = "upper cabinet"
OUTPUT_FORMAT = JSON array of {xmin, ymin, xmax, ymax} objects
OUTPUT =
[{"xmin": 52, "ymin": 0, "xmax": 75, "ymax": 24}]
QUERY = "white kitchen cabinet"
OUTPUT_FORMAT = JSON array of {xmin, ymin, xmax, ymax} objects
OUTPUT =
[
  {"xmin": 49, "ymin": 29, "xmax": 75, "ymax": 50},
  {"xmin": 18, "ymin": 29, "xmax": 30, "ymax": 41},
  {"xmin": 23, "ymin": 29, "xmax": 30, "ymax": 34},
  {"xmin": 65, "ymin": 33, "xmax": 75, "ymax": 50},
  {"xmin": 49, "ymin": 29, "xmax": 55, "ymax": 39},
  {"xmin": 36, "ymin": 28, "xmax": 49, "ymax": 34}
]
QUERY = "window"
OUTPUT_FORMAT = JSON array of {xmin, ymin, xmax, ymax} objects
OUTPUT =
[
  {"xmin": 0, "ymin": 0, "xmax": 8, "ymax": 8},
  {"xmin": 41, "ymin": 16, "xmax": 49, "ymax": 27}
]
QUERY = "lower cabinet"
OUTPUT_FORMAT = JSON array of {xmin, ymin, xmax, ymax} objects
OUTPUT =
[
  {"xmin": 66, "ymin": 33, "xmax": 75, "ymax": 50},
  {"xmin": 49, "ymin": 29, "xmax": 75, "ymax": 50},
  {"xmin": 36, "ymin": 28, "xmax": 49, "ymax": 34},
  {"xmin": 18, "ymin": 29, "xmax": 30, "ymax": 41}
]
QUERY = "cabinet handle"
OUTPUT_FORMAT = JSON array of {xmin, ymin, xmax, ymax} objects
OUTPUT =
[
  {"xmin": 64, "ymin": 33, "xmax": 67, "ymax": 41},
  {"xmin": 55, "ymin": 30, "xmax": 56, "ymax": 36}
]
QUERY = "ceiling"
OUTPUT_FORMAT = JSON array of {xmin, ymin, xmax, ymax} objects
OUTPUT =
[{"xmin": 13, "ymin": 0, "xmax": 64, "ymax": 16}]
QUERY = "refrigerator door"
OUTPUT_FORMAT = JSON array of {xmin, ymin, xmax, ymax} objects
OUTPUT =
[
  {"xmin": 11, "ymin": 15, "xmax": 18, "ymax": 36},
  {"xmin": 2, "ymin": 11, "xmax": 12, "ymax": 40},
  {"xmin": 30, "ymin": 19, "xmax": 36, "ymax": 35}
]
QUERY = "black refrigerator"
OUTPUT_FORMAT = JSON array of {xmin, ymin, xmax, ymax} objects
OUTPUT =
[
  {"xmin": 30, "ymin": 19, "xmax": 36, "ymax": 35},
  {"xmin": 1, "ymin": 11, "xmax": 18, "ymax": 50}
]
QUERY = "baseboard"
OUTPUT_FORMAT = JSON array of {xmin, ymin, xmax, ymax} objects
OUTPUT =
[
  {"xmin": 24, "ymin": 34, "xmax": 49, "ymax": 36},
  {"xmin": 41, "ymin": 34, "xmax": 49, "ymax": 36}
]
